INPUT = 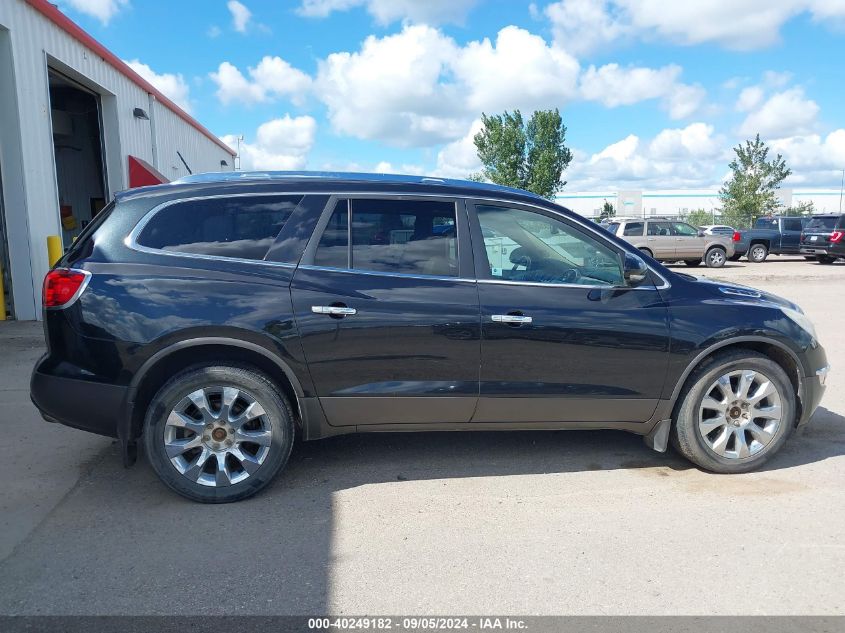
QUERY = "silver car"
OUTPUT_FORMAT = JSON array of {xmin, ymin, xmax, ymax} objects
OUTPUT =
[{"xmin": 606, "ymin": 218, "xmax": 735, "ymax": 268}]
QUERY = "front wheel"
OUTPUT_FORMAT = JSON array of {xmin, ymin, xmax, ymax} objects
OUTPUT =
[
  {"xmin": 748, "ymin": 243, "xmax": 768, "ymax": 263},
  {"xmin": 817, "ymin": 255, "xmax": 836, "ymax": 265},
  {"xmin": 638, "ymin": 248, "xmax": 653, "ymax": 258},
  {"xmin": 143, "ymin": 366, "xmax": 295, "ymax": 503},
  {"xmin": 684, "ymin": 259, "xmax": 702, "ymax": 267},
  {"xmin": 672, "ymin": 350, "xmax": 795, "ymax": 473},
  {"xmin": 705, "ymin": 247, "xmax": 727, "ymax": 268}
]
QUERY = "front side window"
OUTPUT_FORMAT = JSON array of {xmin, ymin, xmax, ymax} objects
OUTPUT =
[
  {"xmin": 312, "ymin": 198, "xmax": 458, "ymax": 277},
  {"xmin": 671, "ymin": 222, "xmax": 699, "ymax": 236},
  {"xmin": 137, "ymin": 195, "xmax": 300, "ymax": 260},
  {"xmin": 476, "ymin": 205, "xmax": 623, "ymax": 286}
]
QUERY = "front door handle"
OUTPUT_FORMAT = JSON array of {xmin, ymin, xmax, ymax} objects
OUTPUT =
[
  {"xmin": 492, "ymin": 314, "xmax": 533, "ymax": 324},
  {"xmin": 312, "ymin": 305, "xmax": 357, "ymax": 316}
]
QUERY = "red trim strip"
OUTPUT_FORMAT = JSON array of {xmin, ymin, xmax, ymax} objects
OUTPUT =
[{"xmin": 25, "ymin": 0, "xmax": 236, "ymax": 157}]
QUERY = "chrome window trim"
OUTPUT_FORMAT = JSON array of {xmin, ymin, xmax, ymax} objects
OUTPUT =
[
  {"xmin": 297, "ymin": 264, "xmax": 476, "ymax": 284},
  {"xmin": 125, "ymin": 190, "xmax": 671, "ymax": 289}
]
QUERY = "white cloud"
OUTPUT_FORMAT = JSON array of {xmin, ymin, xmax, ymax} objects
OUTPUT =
[
  {"xmin": 227, "ymin": 0, "xmax": 252, "ymax": 32},
  {"xmin": 739, "ymin": 87, "xmax": 820, "ymax": 138},
  {"xmin": 546, "ymin": 0, "xmax": 630, "ymax": 55},
  {"xmin": 546, "ymin": 1, "xmax": 845, "ymax": 52},
  {"xmin": 297, "ymin": 0, "xmax": 480, "ymax": 25},
  {"xmin": 579, "ymin": 63, "xmax": 703, "ymax": 118},
  {"xmin": 207, "ymin": 25, "xmax": 222, "ymax": 38},
  {"xmin": 373, "ymin": 161, "xmax": 426, "ymax": 175},
  {"xmin": 62, "ymin": 0, "xmax": 128, "ymax": 24},
  {"xmin": 434, "ymin": 119, "xmax": 484, "ymax": 179},
  {"xmin": 315, "ymin": 25, "xmax": 464, "ymax": 146},
  {"xmin": 566, "ymin": 122, "xmax": 725, "ymax": 189},
  {"xmin": 124, "ymin": 59, "xmax": 192, "ymax": 113},
  {"xmin": 770, "ymin": 129, "xmax": 845, "ymax": 185},
  {"xmin": 222, "ymin": 115, "xmax": 317, "ymax": 170},
  {"xmin": 452, "ymin": 26, "xmax": 580, "ymax": 113},
  {"xmin": 735, "ymin": 86, "xmax": 764, "ymax": 111},
  {"xmin": 210, "ymin": 56, "xmax": 311, "ymax": 106}
]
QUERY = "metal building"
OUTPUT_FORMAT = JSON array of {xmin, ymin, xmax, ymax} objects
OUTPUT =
[{"xmin": 0, "ymin": 0, "xmax": 236, "ymax": 321}]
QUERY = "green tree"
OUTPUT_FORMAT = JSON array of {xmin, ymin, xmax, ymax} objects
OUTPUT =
[
  {"xmin": 473, "ymin": 109, "xmax": 573, "ymax": 199},
  {"xmin": 683, "ymin": 208, "xmax": 714, "ymax": 228},
  {"xmin": 783, "ymin": 200, "xmax": 815, "ymax": 217},
  {"xmin": 719, "ymin": 134, "xmax": 791, "ymax": 228},
  {"xmin": 599, "ymin": 199, "xmax": 615, "ymax": 221}
]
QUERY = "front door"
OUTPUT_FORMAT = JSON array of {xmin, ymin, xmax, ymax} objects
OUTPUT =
[
  {"xmin": 469, "ymin": 202, "xmax": 670, "ymax": 425},
  {"xmin": 671, "ymin": 221, "xmax": 705, "ymax": 259},
  {"xmin": 645, "ymin": 220, "xmax": 676, "ymax": 259},
  {"xmin": 780, "ymin": 217, "xmax": 804, "ymax": 252},
  {"xmin": 290, "ymin": 196, "xmax": 480, "ymax": 427}
]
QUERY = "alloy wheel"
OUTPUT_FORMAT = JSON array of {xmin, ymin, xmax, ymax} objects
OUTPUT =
[
  {"xmin": 697, "ymin": 369, "xmax": 783, "ymax": 459},
  {"xmin": 163, "ymin": 386, "xmax": 273, "ymax": 487},
  {"xmin": 707, "ymin": 249, "xmax": 725, "ymax": 267}
]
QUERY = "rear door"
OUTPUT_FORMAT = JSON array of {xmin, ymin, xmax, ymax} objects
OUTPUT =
[
  {"xmin": 290, "ymin": 195, "xmax": 480, "ymax": 427},
  {"xmin": 780, "ymin": 218, "xmax": 804, "ymax": 252},
  {"xmin": 645, "ymin": 221, "xmax": 675, "ymax": 258}
]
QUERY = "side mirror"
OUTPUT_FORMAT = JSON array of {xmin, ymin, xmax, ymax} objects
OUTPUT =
[
  {"xmin": 623, "ymin": 252, "xmax": 649, "ymax": 286},
  {"xmin": 697, "ymin": 230, "xmax": 706, "ymax": 237}
]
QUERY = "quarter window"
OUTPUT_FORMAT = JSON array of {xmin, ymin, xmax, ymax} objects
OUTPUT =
[
  {"xmin": 476, "ymin": 205, "xmax": 623, "ymax": 286},
  {"xmin": 137, "ymin": 196, "xmax": 300, "ymax": 260},
  {"xmin": 671, "ymin": 222, "xmax": 699, "ymax": 236},
  {"xmin": 313, "ymin": 198, "xmax": 458, "ymax": 277},
  {"xmin": 623, "ymin": 222, "xmax": 644, "ymax": 236}
]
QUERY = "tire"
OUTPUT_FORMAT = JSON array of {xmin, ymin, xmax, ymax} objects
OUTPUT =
[
  {"xmin": 671, "ymin": 350, "xmax": 795, "ymax": 473},
  {"xmin": 143, "ymin": 365, "xmax": 295, "ymax": 503},
  {"xmin": 747, "ymin": 243, "xmax": 768, "ymax": 263},
  {"xmin": 638, "ymin": 248, "xmax": 653, "ymax": 258},
  {"xmin": 729, "ymin": 254, "xmax": 742, "ymax": 262},
  {"xmin": 817, "ymin": 255, "xmax": 835, "ymax": 265},
  {"xmin": 684, "ymin": 259, "xmax": 702, "ymax": 267},
  {"xmin": 705, "ymin": 247, "xmax": 727, "ymax": 268},
  {"xmin": 804, "ymin": 256, "xmax": 816, "ymax": 261}
]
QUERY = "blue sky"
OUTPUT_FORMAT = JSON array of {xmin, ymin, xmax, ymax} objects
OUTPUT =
[{"xmin": 60, "ymin": 0, "xmax": 845, "ymax": 190}]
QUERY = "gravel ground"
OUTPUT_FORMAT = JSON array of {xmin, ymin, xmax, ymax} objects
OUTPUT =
[{"xmin": 0, "ymin": 256, "xmax": 842, "ymax": 615}]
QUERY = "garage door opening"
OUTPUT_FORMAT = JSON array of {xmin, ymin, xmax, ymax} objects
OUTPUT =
[
  {"xmin": 48, "ymin": 69, "xmax": 108, "ymax": 250},
  {"xmin": 0, "ymin": 164, "xmax": 11, "ymax": 320}
]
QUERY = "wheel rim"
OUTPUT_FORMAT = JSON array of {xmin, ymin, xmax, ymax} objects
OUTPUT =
[
  {"xmin": 708, "ymin": 250, "xmax": 725, "ymax": 266},
  {"xmin": 698, "ymin": 370, "xmax": 783, "ymax": 459},
  {"xmin": 163, "ymin": 386, "xmax": 273, "ymax": 487},
  {"xmin": 751, "ymin": 246, "xmax": 765, "ymax": 260}
]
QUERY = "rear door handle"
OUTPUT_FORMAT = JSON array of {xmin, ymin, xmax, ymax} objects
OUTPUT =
[
  {"xmin": 492, "ymin": 314, "xmax": 533, "ymax": 324},
  {"xmin": 312, "ymin": 305, "xmax": 357, "ymax": 316}
]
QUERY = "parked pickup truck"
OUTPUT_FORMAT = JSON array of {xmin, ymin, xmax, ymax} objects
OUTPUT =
[{"xmin": 734, "ymin": 216, "xmax": 809, "ymax": 262}]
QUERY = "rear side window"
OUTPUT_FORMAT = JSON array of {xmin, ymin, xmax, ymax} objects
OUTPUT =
[
  {"xmin": 622, "ymin": 222, "xmax": 643, "ymax": 236},
  {"xmin": 313, "ymin": 198, "xmax": 458, "ymax": 277},
  {"xmin": 647, "ymin": 221, "xmax": 672, "ymax": 236},
  {"xmin": 783, "ymin": 218, "xmax": 803, "ymax": 231},
  {"xmin": 137, "ymin": 195, "xmax": 300, "ymax": 260},
  {"xmin": 805, "ymin": 216, "xmax": 839, "ymax": 231}
]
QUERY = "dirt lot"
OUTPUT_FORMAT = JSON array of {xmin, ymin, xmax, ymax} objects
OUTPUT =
[{"xmin": 0, "ymin": 255, "xmax": 842, "ymax": 615}]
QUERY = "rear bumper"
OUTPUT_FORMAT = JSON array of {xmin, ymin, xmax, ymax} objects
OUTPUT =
[
  {"xmin": 800, "ymin": 245, "xmax": 843, "ymax": 257},
  {"xmin": 30, "ymin": 357, "xmax": 124, "ymax": 438}
]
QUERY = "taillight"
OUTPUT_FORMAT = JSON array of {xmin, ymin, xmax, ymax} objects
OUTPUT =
[
  {"xmin": 831, "ymin": 231, "xmax": 844, "ymax": 244},
  {"xmin": 43, "ymin": 268, "xmax": 89, "ymax": 308},
  {"xmin": 732, "ymin": 231, "xmax": 740, "ymax": 242}
]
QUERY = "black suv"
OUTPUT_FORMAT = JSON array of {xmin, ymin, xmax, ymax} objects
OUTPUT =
[
  {"xmin": 800, "ymin": 214, "xmax": 845, "ymax": 264},
  {"xmin": 31, "ymin": 173, "xmax": 829, "ymax": 503}
]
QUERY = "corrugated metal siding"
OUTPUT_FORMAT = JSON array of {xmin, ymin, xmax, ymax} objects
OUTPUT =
[{"xmin": 0, "ymin": 0, "xmax": 233, "ymax": 319}]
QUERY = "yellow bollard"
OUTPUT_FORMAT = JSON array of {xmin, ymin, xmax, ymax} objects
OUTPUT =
[
  {"xmin": 47, "ymin": 235, "xmax": 62, "ymax": 267},
  {"xmin": 0, "ymin": 263, "xmax": 6, "ymax": 321}
]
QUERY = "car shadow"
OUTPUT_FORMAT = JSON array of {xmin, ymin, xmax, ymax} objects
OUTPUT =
[{"xmin": 1, "ymin": 409, "xmax": 842, "ymax": 615}]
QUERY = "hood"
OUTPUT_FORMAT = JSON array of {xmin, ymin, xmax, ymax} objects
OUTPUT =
[{"xmin": 681, "ymin": 274, "xmax": 799, "ymax": 311}]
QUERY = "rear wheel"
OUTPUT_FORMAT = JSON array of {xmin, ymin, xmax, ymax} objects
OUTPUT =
[
  {"xmin": 728, "ymin": 254, "xmax": 742, "ymax": 262},
  {"xmin": 672, "ymin": 350, "xmax": 794, "ymax": 473},
  {"xmin": 748, "ymin": 243, "xmax": 768, "ymax": 263},
  {"xmin": 817, "ymin": 255, "xmax": 836, "ymax": 265},
  {"xmin": 705, "ymin": 247, "xmax": 726, "ymax": 268},
  {"xmin": 684, "ymin": 259, "xmax": 702, "ymax": 267},
  {"xmin": 143, "ymin": 366, "xmax": 295, "ymax": 503},
  {"xmin": 638, "ymin": 248, "xmax": 653, "ymax": 258}
]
